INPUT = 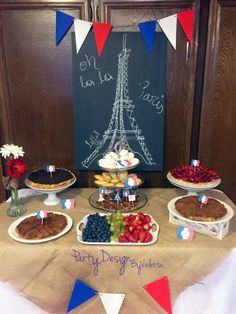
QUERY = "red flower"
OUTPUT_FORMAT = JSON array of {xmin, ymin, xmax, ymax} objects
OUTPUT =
[{"xmin": 6, "ymin": 159, "xmax": 26, "ymax": 178}]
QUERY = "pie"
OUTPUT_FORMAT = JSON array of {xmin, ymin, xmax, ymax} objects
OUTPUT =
[
  {"xmin": 168, "ymin": 165, "xmax": 220, "ymax": 188},
  {"xmin": 15, "ymin": 212, "xmax": 68, "ymax": 240},
  {"xmin": 175, "ymin": 196, "xmax": 227, "ymax": 222},
  {"xmin": 25, "ymin": 168, "xmax": 76, "ymax": 189}
]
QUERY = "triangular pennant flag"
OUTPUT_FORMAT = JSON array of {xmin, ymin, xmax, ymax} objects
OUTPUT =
[
  {"xmin": 74, "ymin": 19, "xmax": 92, "ymax": 53},
  {"xmin": 93, "ymin": 22, "xmax": 112, "ymax": 56},
  {"xmin": 143, "ymin": 276, "xmax": 172, "ymax": 314},
  {"xmin": 67, "ymin": 280, "xmax": 97, "ymax": 313},
  {"xmin": 138, "ymin": 20, "xmax": 157, "ymax": 53},
  {"xmin": 99, "ymin": 293, "xmax": 125, "ymax": 314},
  {"xmin": 157, "ymin": 14, "xmax": 177, "ymax": 49},
  {"xmin": 56, "ymin": 10, "xmax": 75, "ymax": 45},
  {"xmin": 177, "ymin": 8, "xmax": 195, "ymax": 44}
]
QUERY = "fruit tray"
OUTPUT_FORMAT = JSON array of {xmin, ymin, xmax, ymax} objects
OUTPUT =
[
  {"xmin": 76, "ymin": 213, "xmax": 159, "ymax": 246},
  {"xmin": 167, "ymin": 196, "xmax": 234, "ymax": 240}
]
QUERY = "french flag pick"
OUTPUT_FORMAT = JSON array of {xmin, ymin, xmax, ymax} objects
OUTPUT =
[
  {"xmin": 37, "ymin": 210, "xmax": 47, "ymax": 220},
  {"xmin": 199, "ymin": 194, "xmax": 209, "ymax": 206},
  {"xmin": 177, "ymin": 226, "xmax": 194, "ymax": 240},
  {"xmin": 46, "ymin": 165, "xmax": 56, "ymax": 172},
  {"xmin": 114, "ymin": 193, "xmax": 121, "ymax": 203},
  {"xmin": 128, "ymin": 194, "xmax": 136, "ymax": 202},
  {"xmin": 191, "ymin": 159, "xmax": 200, "ymax": 167},
  {"xmin": 61, "ymin": 199, "xmax": 75, "ymax": 209}
]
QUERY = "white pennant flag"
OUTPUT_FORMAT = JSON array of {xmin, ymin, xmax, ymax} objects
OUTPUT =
[
  {"xmin": 157, "ymin": 14, "xmax": 177, "ymax": 49},
  {"xmin": 74, "ymin": 19, "xmax": 92, "ymax": 53},
  {"xmin": 99, "ymin": 293, "xmax": 125, "ymax": 314}
]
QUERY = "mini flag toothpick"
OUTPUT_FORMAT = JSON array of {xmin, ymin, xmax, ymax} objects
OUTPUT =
[
  {"xmin": 61, "ymin": 199, "xmax": 75, "ymax": 209},
  {"xmin": 46, "ymin": 165, "xmax": 56, "ymax": 172},
  {"xmin": 177, "ymin": 226, "xmax": 194, "ymax": 240},
  {"xmin": 128, "ymin": 194, "xmax": 136, "ymax": 202},
  {"xmin": 37, "ymin": 210, "xmax": 47, "ymax": 225},
  {"xmin": 98, "ymin": 194, "xmax": 105, "ymax": 202},
  {"xmin": 114, "ymin": 193, "xmax": 121, "ymax": 203},
  {"xmin": 199, "ymin": 194, "xmax": 209, "ymax": 207},
  {"xmin": 191, "ymin": 159, "xmax": 200, "ymax": 167}
]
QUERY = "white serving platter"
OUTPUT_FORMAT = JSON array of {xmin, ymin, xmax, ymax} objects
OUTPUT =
[
  {"xmin": 77, "ymin": 213, "xmax": 159, "ymax": 246},
  {"xmin": 167, "ymin": 196, "xmax": 234, "ymax": 239},
  {"xmin": 8, "ymin": 211, "xmax": 73, "ymax": 244}
]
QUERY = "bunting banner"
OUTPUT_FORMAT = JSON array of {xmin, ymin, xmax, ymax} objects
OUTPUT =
[
  {"xmin": 56, "ymin": 10, "xmax": 75, "ymax": 45},
  {"xmin": 177, "ymin": 8, "xmax": 195, "ymax": 44},
  {"xmin": 138, "ymin": 20, "xmax": 157, "ymax": 53},
  {"xmin": 99, "ymin": 293, "xmax": 125, "ymax": 314},
  {"xmin": 93, "ymin": 22, "xmax": 113, "ymax": 56},
  {"xmin": 56, "ymin": 8, "xmax": 194, "ymax": 55},
  {"xmin": 143, "ymin": 276, "xmax": 172, "ymax": 314},
  {"xmin": 74, "ymin": 19, "xmax": 92, "ymax": 53},
  {"xmin": 66, "ymin": 280, "xmax": 97, "ymax": 313},
  {"xmin": 157, "ymin": 14, "xmax": 177, "ymax": 50}
]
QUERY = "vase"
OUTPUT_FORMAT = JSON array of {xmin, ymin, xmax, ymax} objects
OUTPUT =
[{"xmin": 7, "ymin": 188, "xmax": 27, "ymax": 217}]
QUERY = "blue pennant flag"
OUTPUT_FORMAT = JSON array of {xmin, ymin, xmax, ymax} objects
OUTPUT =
[
  {"xmin": 56, "ymin": 10, "xmax": 75, "ymax": 45},
  {"xmin": 138, "ymin": 20, "xmax": 157, "ymax": 53},
  {"xmin": 67, "ymin": 280, "xmax": 97, "ymax": 312}
]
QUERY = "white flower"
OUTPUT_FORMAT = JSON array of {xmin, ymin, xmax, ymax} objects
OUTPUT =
[{"xmin": 0, "ymin": 144, "xmax": 25, "ymax": 159}]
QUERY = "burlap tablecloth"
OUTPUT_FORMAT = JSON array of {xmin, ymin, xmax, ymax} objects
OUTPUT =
[{"xmin": 0, "ymin": 188, "xmax": 235, "ymax": 314}]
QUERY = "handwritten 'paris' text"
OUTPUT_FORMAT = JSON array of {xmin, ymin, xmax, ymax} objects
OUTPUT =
[{"xmin": 138, "ymin": 81, "xmax": 164, "ymax": 114}]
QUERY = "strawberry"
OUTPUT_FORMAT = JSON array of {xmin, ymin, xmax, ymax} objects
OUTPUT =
[
  {"xmin": 143, "ymin": 223, "xmax": 151, "ymax": 231},
  {"xmin": 128, "ymin": 234, "xmax": 138, "ymax": 243},
  {"xmin": 139, "ymin": 231, "xmax": 147, "ymax": 243},
  {"xmin": 123, "ymin": 216, "xmax": 129, "ymax": 224},
  {"xmin": 144, "ymin": 232, "xmax": 153, "ymax": 243},
  {"xmin": 119, "ymin": 235, "xmax": 128, "ymax": 243},
  {"xmin": 137, "ymin": 212, "xmax": 145, "ymax": 221},
  {"xmin": 144, "ymin": 215, "xmax": 151, "ymax": 223},
  {"xmin": 128, "ymin": 226, "xmax": 135, "ymax": 233},
  {"xmin": 128, "ymin": 214, "xmax": 136, "ymax": 223}
]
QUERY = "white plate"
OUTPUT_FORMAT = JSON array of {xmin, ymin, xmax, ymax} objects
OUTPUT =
[
  {"xmin": 167, "ymin": 196, "xmax": 234, "ymax": 224},
  {"xmin": 77, "ymin": 213, "xmax": 159, "ymax": 246},
  {"xmin": 8, "ymin": 211, "xmax": 73, "ymax": 243},
  {"xmin": 167, "ymin": 173, "xmax": 221, "ymax": 193}
]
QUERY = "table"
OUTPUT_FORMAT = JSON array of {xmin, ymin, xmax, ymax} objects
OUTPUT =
[{"xmin": 0, "ymin": 188, "xmax": 235, "ymax": 314}]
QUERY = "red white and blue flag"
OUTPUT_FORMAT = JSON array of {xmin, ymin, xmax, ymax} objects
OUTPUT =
[
  {"xmin": 37, "ymin": 210, "xmax": 48, "ymax": 220},
  {"xmin": 199, "ymin": 194, "xmax": 209, "ymax": 205},
  {"xmin": 177, "ymin": 226, "xmax": 194, "ymax": 240},
  {"xmin": 61, "ymin": 199, "xmax": 75, "ymax": 209},
  {"xmin": 46, "ymin": 165, "xmax": 56, "ymax": 172},
  {"xmin": 191, "ymin": 159, "xmax": 200, "ymax": 167}
]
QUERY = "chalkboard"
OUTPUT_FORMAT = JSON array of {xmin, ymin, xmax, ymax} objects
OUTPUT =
[{"xmin": 72, "ymin": 32, "xmax": 167, "ymax": 171}]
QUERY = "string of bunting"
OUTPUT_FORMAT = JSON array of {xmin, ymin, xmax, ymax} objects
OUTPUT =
[
  {"xmin": 67, "ymin": 276, "xmax": 172, "ymax": 313},
  {"xmin": 56, "ymin": 8, "xmax": 194, "ymax": 56}
]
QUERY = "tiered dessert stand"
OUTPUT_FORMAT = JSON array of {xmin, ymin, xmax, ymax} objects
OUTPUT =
[{"xmin": 89, "ymin": 163, "xmax": 147, "ymax": 213}]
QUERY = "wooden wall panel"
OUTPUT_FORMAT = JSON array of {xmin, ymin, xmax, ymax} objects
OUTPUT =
[
  {"xmin": 99, "ymin": 0, "xmax": 200, "ymax": 186},
  {"xmin": 0, "ymin": 1, "xmax": 89, "ymax": 202},
  {"xmin": 199, "ymin": 0, "xmax": 236, "ymax": 203}
]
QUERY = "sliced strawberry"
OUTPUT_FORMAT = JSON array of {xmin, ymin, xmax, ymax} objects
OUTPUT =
[
  {"xmin": 119, "ymin": 235, "xmax": 128, "ymax": 243},
  {"xmin": 143, "ymin": 223, "xmax": 151, "ymax": 231},
  {"xmin": 139, "ymin": 231, "xmax": 147, "ymax": 242},
  {"xmin": 144, "ymin": 232, "xmax": 153, "ymax": 243},
  {"xmin": 128, "ymin": 234, "xmax": 138, "ymax": 243},
  {"xmin": 137, "ymin": 212, "xmax": 145, "ymax": 221}
]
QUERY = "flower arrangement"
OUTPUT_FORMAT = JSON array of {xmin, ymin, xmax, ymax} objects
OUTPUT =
[{"xmin": 0, "ymin": 144, "xmax": 27, "ymax": 216}]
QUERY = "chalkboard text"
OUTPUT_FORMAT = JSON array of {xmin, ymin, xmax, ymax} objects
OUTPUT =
[{"xmin": 138, "ymin": 81, "xmax": 164, "ymax": 114}]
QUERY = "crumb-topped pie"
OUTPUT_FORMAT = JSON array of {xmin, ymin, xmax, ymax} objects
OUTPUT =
[
  {"xmin": 175, "ymin": 196, "xmax": 227, "ymax": 222},
  {"xmin": 25, "ymin": 168, "xmax": 75, "ymax": 189},
  {"xmin": 15, "ymin": 212, "xmax": 68, "ymax": 240}
]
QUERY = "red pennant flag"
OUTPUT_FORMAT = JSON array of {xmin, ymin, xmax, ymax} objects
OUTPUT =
[
  {"xmin": 177, "ymin": 8, "xmax": 195, "ymax": 44},
  {"xmin": 93, "ymin": 22, "xmax": 112, "ymax": 56},
  {"xmin": 143, "ymin": 276, "xmax": 172, "ymax": 314}
]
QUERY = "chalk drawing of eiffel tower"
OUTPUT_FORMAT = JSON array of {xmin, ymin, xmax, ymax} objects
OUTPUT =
[{"xmin": 82, "ymin": 34, "xmax": 156, "ymax": 168}]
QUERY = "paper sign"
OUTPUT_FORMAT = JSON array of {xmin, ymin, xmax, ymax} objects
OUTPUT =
[
  {"xmin": 61, "ymin": 199, "xmax": 75, "ymax": 209},
  {"xmin": 177, "ymin": 226, "xmax": 194, "ymax": 240}
]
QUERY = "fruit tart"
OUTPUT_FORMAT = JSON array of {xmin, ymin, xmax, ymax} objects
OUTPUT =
[{"xmin": 167, "ymin": 165, "xmax": 220, "ymax": 188}]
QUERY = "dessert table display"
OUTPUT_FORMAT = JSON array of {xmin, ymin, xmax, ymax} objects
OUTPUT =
[{"xmin": 0, "ymin": 188, "xmax": 235, "ymax": 314}]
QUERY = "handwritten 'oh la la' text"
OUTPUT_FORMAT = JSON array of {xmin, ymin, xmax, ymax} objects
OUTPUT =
[{"xmin": 79, "ymin": 54, "xmax": 114, "ymax": 88}]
